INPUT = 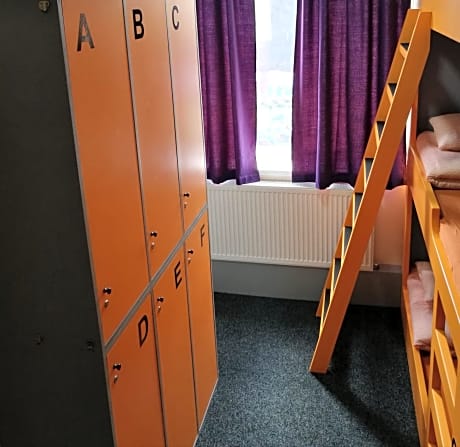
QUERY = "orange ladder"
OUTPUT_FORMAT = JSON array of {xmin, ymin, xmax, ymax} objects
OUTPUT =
[{"xmin": 310, "ymin": 9, "xmax": 432, "ymax": 374}]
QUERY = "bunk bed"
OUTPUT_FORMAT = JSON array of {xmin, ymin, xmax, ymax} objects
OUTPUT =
[{"xmin": 402, "ymin": 2, "xmax": 460, "ymax": 445}]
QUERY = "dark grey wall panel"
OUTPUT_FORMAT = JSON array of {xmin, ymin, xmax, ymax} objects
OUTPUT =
[
  {"xmin": 417, "ymin": 31, "xmax": 460, "ymax": 132},
  {"xmin": 0, "ymin": 3, "xmax": 113, "ymax": 446}
]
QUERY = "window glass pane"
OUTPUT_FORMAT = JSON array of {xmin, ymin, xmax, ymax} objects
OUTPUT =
[{"xmin": 255, "ymin": 0, "xmax": 296, "ymax": 175}]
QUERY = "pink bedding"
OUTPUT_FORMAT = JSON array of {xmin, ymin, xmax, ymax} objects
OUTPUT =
[
  {"xmin": 435, "ymin": 189, "xmax": 460, "ymax": 294},
  {"xmin": 416, "ymin": 131, "xmax": 460, "ymax": 189},
  {"xmin": 407, "ymin": 266, "xmax": 454, "ymax": 351},
  {"xmin": 407, "ymin": 270, "xmax": 434, "ymax": 350}
]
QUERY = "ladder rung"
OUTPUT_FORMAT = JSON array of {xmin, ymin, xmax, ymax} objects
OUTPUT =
[
  {"xmin": 353, "ymin": 192, "xmax": 363, "ymax": 221},
  {"xmin": 388, "ymin": 82, "xmax": 397, "ymax": 96},
  {"xmin": 364, "ymin": 158, "xmax": 373, "ymax": 183},
  {"xmin": 332, "ymin": 258, "xmax": 341, "ymax": 289},
  {"xmin": 343, "ymin": 226, "xmax": 352, "ymax": 255},
  {"xmin": 321, "ymin": 288, "xmax": 331, "ymax": 328},
  {"xmin": 376, "ymin": 121, "xmax": 385, "ymax": 139},
  {"xmin": 400, "ymin": 42, "xmax": 410, "ymax": 54}
]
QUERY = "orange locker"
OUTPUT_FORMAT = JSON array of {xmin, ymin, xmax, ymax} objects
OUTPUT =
[
  {"xmin": 165, "ymin": 0, "xmax": 208, "ymax": 230},
  {"xmin": 107, "ymin": 298, "xmax": 165, "ymax": 447},
  {"xmin": 154, "ymin": 252, "xmax": 198, "ymax": 446},
  {"xmin": 1, "ymin": 1, "xmax": 213, "ymax": 445},
  {"xmin": 185, "ymin": 212, "xmax": 218, "ymax": 424},
  {"xmin": 124, "ymin": 0, "xmax": 183, "ymax": 277},
  {"xmin": 60, "ymin": 0, "xmax": 149, "ymax": 341}
]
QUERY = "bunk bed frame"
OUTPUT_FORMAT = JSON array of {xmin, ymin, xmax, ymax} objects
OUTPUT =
[{"xmin": 403, "ymin": 2, "xmax": 460, "ymax": 446}]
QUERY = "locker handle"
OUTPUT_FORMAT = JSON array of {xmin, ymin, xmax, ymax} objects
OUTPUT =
[
  {"xmin": 102, "ymin": 287, "xmax": 112, "ymax": 295},
  {"xmin": 112, "ymin": 363, "xmax": 122, "ymax": 371},
  {"xmin": 183, "ymin": 192, "xmax": 191, "ymax": 198},
  {"xmin": 150, "ymin": 231, "xmax": 158, "ymax": 237},
  {"xmin": 157, "ymin": 296, "xmax": 165, "ymax": 303}
]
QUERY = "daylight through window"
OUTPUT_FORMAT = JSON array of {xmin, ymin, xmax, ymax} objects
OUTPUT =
[{"xmin": 255, "ymin": 0, "xmax": 297, "ymax": 178}]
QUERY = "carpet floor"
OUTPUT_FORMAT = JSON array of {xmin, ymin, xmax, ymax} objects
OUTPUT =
[{"xmin": 195, "ymin": 293, "xmax": 418, "ymax": 447}]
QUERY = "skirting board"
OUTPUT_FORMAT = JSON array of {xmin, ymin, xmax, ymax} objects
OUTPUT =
[{"xmin": 212, "ymin": 261, "xmax": 401, "ymax": 307}]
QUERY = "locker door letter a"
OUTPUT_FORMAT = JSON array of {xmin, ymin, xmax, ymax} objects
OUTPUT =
[{"xmin": 77, "ymin": 13, "xmax": 95, "ymax": 52}]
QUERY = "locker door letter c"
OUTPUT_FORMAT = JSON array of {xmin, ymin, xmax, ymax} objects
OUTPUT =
[
  {"xmin": 77, "ymin": 13, "xmax": 95, "ymax": 52},
  {"xmin": 172, "ymin": 5, "xmax": 180, "ymax": 30},
  {"xmin": 138, "ymin": 314, "xmax": 148, "ymax": 347}
]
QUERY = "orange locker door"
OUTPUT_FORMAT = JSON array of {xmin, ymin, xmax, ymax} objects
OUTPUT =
[
  {"xmin": 165, "ymin": 0, "xmax": 207, "ymax": 230},
  {"xmin": 107, "ymin": 298, "xmax": 165, "ymax": 447},
  {"xmin": 123, "ymin": 1, "xmax": 183, "ymax": 277},
  {"xmin": 154, "ymin": 252, "xmax": 197, "ymax": 446},
  {"xmin": 185, "ymin": 212, "xmax": 218, "ymax": 425},
  {"xmin": 60, "ymin": 1, "xmax": 149, "ymax": 341}
]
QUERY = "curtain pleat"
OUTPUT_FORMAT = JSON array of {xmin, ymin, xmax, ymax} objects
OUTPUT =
[
  {"xmin": 292, "ymin": 0, "xmax": 410, "ymax": 189},
  {"xmin": 196, "ymin": 0, "xmax": 259, "ymax": 185}
]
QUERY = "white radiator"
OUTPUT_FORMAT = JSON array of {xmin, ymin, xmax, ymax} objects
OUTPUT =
[{"xmin": 207, "ymin": 182, "xmax": 374, "ymax": 271}]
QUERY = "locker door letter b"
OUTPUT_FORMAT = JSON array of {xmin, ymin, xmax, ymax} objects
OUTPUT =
[
  {"xmin": 138, "ymin": 315, "xmax": 148, "ymax": 347},
  {"xmin": 132, "ymin": 9, "xmax": 144, "ymax": 40},
  {"xmin": 77, "ymin": 13, "xmax": 95, "ymax": 51}
]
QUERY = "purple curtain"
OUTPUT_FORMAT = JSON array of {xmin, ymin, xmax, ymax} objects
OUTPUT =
[
  {"xmin": 292, "ymin": 0, "xmax": 410, "ymax": 189},
  {"xmin": 196, "ymin": 0, "xmax": 259, "ymax": 185}
]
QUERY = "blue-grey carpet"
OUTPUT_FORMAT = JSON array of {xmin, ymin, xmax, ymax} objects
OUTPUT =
[{"xmin": 196, "ymin": 293, "xmax": 418, "ymax": 447}]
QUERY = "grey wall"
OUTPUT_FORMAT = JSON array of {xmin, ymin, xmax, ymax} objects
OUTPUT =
[{"xmin": 212, "ymin": 261, "xmax": 402, "ymax": 308}]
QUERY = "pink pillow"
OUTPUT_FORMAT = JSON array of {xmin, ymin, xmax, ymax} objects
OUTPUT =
[{"xmin": 429, "ymin": 113, "xmax": 460, "ymax": 151}]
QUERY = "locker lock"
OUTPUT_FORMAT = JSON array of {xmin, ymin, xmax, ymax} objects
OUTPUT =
[
  {"xmin": 156, "ymin": 296, "xmax": 165, "ymax": 312},
  {"xmin": 183, "ymin": 192, "xmax": 191, "ymax": 208},
  {"xmin": 150, "ymin": 231, "xmax": 158, "ymax": 248},
  {"xmin": 102, "ymin": 288, "xmax": 112, "ymax": 308}
]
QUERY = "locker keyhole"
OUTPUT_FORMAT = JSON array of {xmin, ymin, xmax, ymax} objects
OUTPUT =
[{"xmin": 38, "ymin": 1, "xmax": 50, "ymax": 12}]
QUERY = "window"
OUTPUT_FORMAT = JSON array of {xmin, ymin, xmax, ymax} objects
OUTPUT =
[{"xmin": 255, "ymin": 0, "xmax": 297, "ymax": 180}]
